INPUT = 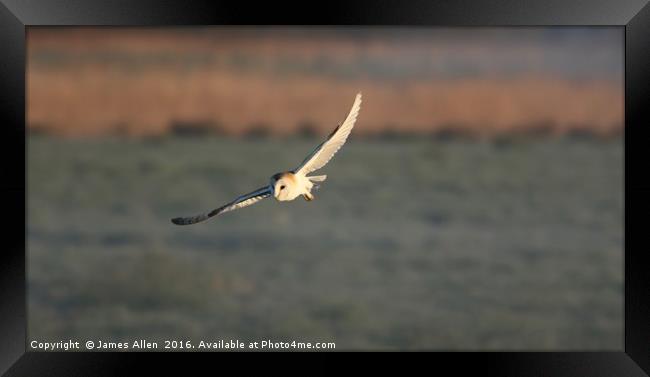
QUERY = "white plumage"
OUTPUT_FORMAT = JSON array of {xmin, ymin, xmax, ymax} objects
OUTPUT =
[
  {"xmin": 295, "ymin": 93, "xmax": 362, "ymax": 176},
  {"xmin": 172, "ymin": 93, "xmax": 362, "ymax": 225}
]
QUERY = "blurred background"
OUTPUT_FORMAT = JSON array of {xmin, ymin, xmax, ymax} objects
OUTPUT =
[{"xmin": 27, "ymin": 27, "xmax": 623, "ymax": 350}]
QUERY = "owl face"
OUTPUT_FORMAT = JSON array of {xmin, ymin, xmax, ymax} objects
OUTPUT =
[
  {"xmin": 271, "ymin": 172, "xmax": 297, "ymax": 201},
  {"xmin": 273, "ymin": 178, "xmax": 290, "ymax": 201}
]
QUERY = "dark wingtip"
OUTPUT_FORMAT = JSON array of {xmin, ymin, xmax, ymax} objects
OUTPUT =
[{"xmin": 171, "ymin": 217, "xmax": 185, "ymax": 225}]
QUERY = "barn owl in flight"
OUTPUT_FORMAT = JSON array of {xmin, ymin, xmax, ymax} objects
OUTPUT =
[{"xmin": 171, "ymin": 93, "xmax": 362, "ymax": 225}]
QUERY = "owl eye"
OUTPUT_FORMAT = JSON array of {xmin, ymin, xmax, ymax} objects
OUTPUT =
[{"xmin": 280, "ymin": 185, "xmax": 286, "ymax": 190}]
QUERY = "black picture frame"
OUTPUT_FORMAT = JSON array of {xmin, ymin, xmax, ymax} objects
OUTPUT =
[{"xmin": 1, "ymin": 0, "xmax": 648, "ymax": 375}]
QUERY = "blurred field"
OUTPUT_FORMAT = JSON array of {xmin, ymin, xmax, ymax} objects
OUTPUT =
[{"xmin": 27, "ymin": 135, "xmax": 623, "ymax": 350}]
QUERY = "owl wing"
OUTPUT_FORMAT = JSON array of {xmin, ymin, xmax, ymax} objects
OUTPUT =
[
  {"xmin": 171, "ymin": 186, "xmax": 272, "ymax": 225},
  {"xmin": 295, "ymin": 93, "xmax": 362, "ymax": 176}
]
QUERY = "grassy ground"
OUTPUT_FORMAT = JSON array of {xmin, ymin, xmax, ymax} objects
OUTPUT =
[{"xmin": 27, "ymin": 135, "xmax": 623, "ymax": 350}]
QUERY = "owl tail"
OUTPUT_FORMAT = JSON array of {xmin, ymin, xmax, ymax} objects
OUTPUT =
[{"xmin": 307, "ymin": 175, "xmax": 327, "ymax": 182}]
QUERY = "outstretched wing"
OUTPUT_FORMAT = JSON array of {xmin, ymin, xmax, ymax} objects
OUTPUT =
[
  {"xmin": 171, "ymin": 186, "xmax": 272, "ymax": 225},
  {"xmin": 295, "ymin": 93, "xmax": 362, "ymax": 176}
]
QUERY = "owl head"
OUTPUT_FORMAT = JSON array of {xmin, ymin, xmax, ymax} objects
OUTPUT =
[{"xmin": 270, "ymin": 172, "xmax": 295, "ymax": 201}]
